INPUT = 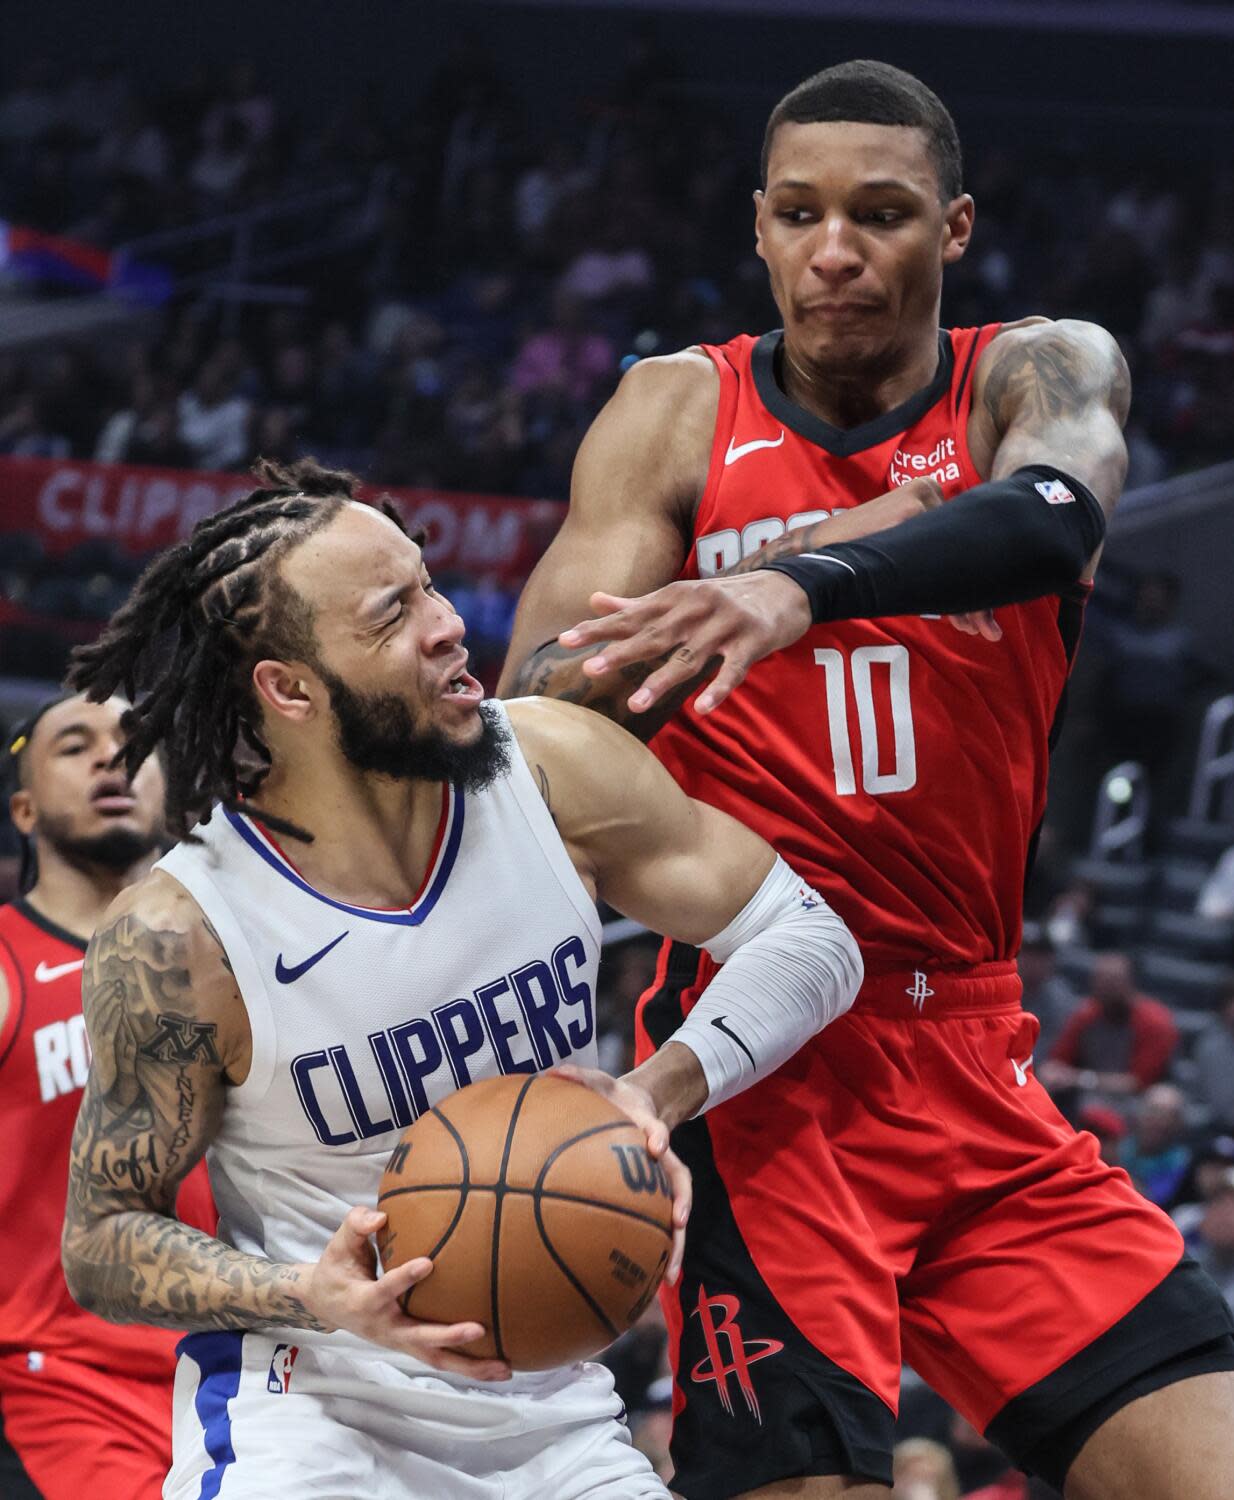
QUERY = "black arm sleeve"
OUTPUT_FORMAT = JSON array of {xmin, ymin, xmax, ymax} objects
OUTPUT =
[{"xmin": 762, "ymin": 464, "xmax": 1106, "ymax": 624}]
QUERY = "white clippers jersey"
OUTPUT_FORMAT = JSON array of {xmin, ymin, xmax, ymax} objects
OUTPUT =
[{"xmin": 156, "ymin": 703, "xmax": 602, "ymax": 1366}]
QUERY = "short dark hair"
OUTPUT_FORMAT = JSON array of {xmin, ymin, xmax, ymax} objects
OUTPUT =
[
  {"xmin": 761, "ymin": 59, "xmax": 962, "ymax": 201},
  {"xmin": 66, "ymin": 457, "xmax": 408, "ymax": 843},
  {"xmin": 5, "ymin": 690, "xmax": 77, "ymax": 892}
]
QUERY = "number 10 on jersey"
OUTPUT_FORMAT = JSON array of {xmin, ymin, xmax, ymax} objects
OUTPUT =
[{"xmin": 814, "ymin": 645, "xmax": 917, "ymax": 796}]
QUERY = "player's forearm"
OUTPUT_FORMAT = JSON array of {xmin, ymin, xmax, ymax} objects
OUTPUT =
[
  {"xmin": 61, "ymin": 1210, "xmax": 329, "ymax": 1333},
  {"xmin": 503, "ymin": 638, "xmax": 708, "ymax": 741},
  {"xmin": 764, "ymin": 465, "xmax": 1106, "ymax": 624},
  {"xmin": 625, "ymin": 1041, "xmax": 710, "ymax": 1131},
  {"xmin": 501, "ymin": 496, "xmax": 900, "ymax": 728},
  {"xmin": 723, "ymin": 476, "xmax": 941, "ymax": 580},
  {"xmin": 660, "ymin": 859, "xmax": 864, "ymax": 1115}
]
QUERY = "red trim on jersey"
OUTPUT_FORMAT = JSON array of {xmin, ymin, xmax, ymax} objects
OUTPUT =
[
  {"xmin": 411, "ymin": 782, "xmax": 453, "ymax": 906},
  {"xmin": 251, "ymin": 781, "xmax": 452, "ymax": 913}
]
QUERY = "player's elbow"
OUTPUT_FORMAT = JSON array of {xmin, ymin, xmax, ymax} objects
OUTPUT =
[
  {"xmin": 1005, "ymin": 464, "xmax": 1109, "ymax": 585},
  {"xmin": 60, "ymin": 1233, "xmax": 95, "ymax": 1313},
  {"xmin": 1040, "ymin": 525, "xmax": 1092, "ymax": 587},
  {"xmin": 61, "ymin": 1213, "xmax": 124, "ymax": 1321},
  {"xmin": 828, "ymin": 918, "xmax": 864, "ymax": 1020}
]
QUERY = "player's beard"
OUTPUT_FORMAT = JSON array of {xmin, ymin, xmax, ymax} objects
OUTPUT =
[
  {"xmin": 35, "ymin": 811, "xmax": 162, "ymax": 875},
  {"xmin": 320, "ymin": 668, "xmax": 510, "ymax": 794}
]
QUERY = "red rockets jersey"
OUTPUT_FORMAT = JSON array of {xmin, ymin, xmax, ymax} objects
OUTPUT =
[
  {"xmin": 0, "ymin": 898, "xmax": 215, "ymax": 1372},
  {"xmin": 651, "ymin": 326, "xmax": 1088, "ymax": 974}
]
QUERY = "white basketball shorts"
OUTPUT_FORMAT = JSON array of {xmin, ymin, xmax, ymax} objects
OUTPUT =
[{"xmin": 165, "ymin": 1330, "xmax": 668, "ymax": 1500}]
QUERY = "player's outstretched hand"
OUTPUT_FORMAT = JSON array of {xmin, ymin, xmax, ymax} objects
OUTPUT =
[
  {"xmin": 559, "ymin": 571, "xmax": 812, "ymax": 718},
  {"xmin": 303, "ymin": 1205, "xmax": 513, "ymax": 1381},
  {"xmin": 558, "ymin": 474, "xmax": 946, "ymax": 717},
  {"xmin": 551, "ymin": 1063, "xmax": 692, "ymax": 1287}
]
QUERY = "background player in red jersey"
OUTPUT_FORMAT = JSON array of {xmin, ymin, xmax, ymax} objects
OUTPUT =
[
  {"xmin": 0, "ymin": 693, "xmax": 215, "ymax": 1500},
  {"xmin": 500, "ymin": 59, "xmax": 1234, "ymax": 1500}
]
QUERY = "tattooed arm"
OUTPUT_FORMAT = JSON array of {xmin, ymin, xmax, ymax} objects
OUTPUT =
[
  {"xmin": 555, "ymin": 318, "xmax": 1130, "ymax": 717},
  {"xmin": 61, "ymin": 871, "xmax": 322, "ymax": 1331},
  {"xmin": 62, "ymin": 872, "xmax": 511, "ymax": 1376},
  {"xmin": 969, "ymin": 316, "xmax": 1131, "ymax": 566}
]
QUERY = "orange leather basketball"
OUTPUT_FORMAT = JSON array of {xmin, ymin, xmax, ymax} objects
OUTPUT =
[{"xmin": 377, "ymin": 1073, "xmax": 673, "ymax": 1370}]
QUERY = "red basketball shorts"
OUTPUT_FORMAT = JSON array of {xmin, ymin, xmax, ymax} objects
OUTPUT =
[
  {"xmin": 637, "ymin": 949, "xmax": 1233, "ymax": 1498},
  {"xmin": 0, "ymin": 1349, "xmax": 173, "ymax": 1500}
]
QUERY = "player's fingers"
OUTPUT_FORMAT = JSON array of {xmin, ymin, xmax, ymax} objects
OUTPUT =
[
  {"xmin": 662, "ymin": 1147, "xmax": 692, "ymax": 1230},
  {"xmin": 377, "ymin": 1255, "xmax": 434, "ymax": 1300},
  {"xmin": 948, "ymin": 613, "xmax": 979, "ymax": 635},
  {"xmin": 974, "ymin": 610, "xmax": 1003, "ymax": 642},
  {"xmin": 346, "ymin": 1204, "xmax": 385, "ymax": 1236},
  {"xmin": 402, "ymin": 1316, "xmax": 489, "ymax": 1349},
  {"xmin": 588, "ymin": 591, "xmax": 642, "ymax": 616},
  {"xmin": 668, "ymin": 1223, "xmax": 687, "ymax": 1287},
  {"xmin": 558, "ymin": 594, "xmax": 643, "ymax": 649},
  {"xmin": 582, "ymin": 621, "xmax": 689, "ymax": 680},
  {"xmin": 415, "ymin": 1347, "xmax": 513, "ymax": 1381},
  {"xmin": 641, "ymin": 1116, "xmax": 670, "ymax": 1158},
  {"xmin": 550, "ymin": 1061, "xmax": 597, "ymax": 1089},
  {"xmin": 626, "ymin": 643, "xmax": 718, "ymax": 712},
  {"xmin": 331, "ymin": 1205, "xmax": 385, "ymax": 1258},
  {"xmin": 694, "ymin": 655, "xmax": 750, "ymax": 715}
]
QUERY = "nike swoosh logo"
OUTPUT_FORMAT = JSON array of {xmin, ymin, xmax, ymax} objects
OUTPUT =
[
  {"xmin": 1012, "ymin": 1055, "xmax": 1033, "ymax": 1087},
  {"xmin": 275, "ymin": 931, "xmax": 349, "ymax": 985},
  {"xmin": 710, "ymin": 1015, "xmax": 757, "ymax": 1069},
  {"xmin": 724, "ymin": 430, "xmax": 785, "ymax": 465},
  {"xmin": 34, "ymin": 958, "xmax": 85, "ymax": 983}
]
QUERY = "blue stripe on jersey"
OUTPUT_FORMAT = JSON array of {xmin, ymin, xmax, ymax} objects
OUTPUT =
[
  {"xmin": 179, "ymin": 1331, "xmax": 243, "ymax": 1499},
  {"xmin": 221, "ymin": 789, "xmax": 465, "ymax": 926}
]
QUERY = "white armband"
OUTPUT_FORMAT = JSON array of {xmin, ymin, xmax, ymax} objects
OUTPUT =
[{"xmin": 669, "ymin": 856, "xmax": 863, "ymax": 1113}]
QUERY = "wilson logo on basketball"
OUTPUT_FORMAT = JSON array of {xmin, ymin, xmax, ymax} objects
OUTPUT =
[
  {"xmin": 689, "ymin": 1284, "xmax": 784, "ymax": 1423},
  {"xmin": 609, "ymin": 1144, "xmax": 671, "ymax": 1196}
]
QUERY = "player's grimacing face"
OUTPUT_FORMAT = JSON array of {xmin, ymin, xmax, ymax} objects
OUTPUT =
[
  {"xmin": 16, "ymin": 695, "xmax": 164, "ymax": 847},
  {"xmin": 285, "ymin": 504, "xmax": 485, "ymax": 747},
  {"xmin": 754, "ymin": 121, "xmax": 973, "ymax": 369}
]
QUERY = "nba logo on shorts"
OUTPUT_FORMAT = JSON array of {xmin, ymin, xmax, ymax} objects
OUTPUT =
[{"xmin": 266, "ymin": 1343, "xmax": 299, "ymax": 1394}]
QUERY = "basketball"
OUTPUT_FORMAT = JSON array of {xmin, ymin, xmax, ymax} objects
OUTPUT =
[{"xmin": 376, "ymin": 1073, "xmax": 673, "ymax": 1370}]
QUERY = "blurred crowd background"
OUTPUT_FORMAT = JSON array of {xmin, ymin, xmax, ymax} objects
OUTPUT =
[{"xmin": 3, "ymin": 4, "xmax": 1234, "ymax": 1497}]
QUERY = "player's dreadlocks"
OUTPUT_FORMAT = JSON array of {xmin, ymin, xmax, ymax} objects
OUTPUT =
[{"xmin": 66, "ymin": 457, "xmax": 409, "ymax": 843}]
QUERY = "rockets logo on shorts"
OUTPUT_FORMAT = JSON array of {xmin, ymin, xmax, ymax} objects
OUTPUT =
[
  {"xmin": 688, "ymin": 1284, "xmax": 783, "ymax": 1423},
  {"xmin": 906, "ymin": 971, "xmax": 934, "ymax": 1013},
  {"xmin": 266, "ymin": 1343, "xmax": 299, "ymax": 1394}
]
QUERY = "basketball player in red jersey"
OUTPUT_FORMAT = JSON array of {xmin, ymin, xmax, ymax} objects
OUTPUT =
[
  {"xmin": 500, "ymin": 60, "xmax": 1234, "ymax": 1500},
  {"xmin": 0, "ymin": 693, "xmax": 215, "ymax": 1499}
]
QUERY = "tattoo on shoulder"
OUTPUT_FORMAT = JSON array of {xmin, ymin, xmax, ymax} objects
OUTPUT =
[
  {"xmin": 534, "ymin": 762, "xmax": 556, "ymax": 824},
  {"xmin": 982, "ymin": 325, "xmax": 1130, "ymax": 433},
  {"xmin": 202, "ymin": 914, "xmax": 235, "ymax": 978}
]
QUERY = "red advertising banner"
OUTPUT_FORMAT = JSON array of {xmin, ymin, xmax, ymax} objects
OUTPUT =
[{"xmin": 0, "ymin": 457, "xmax": 564, "ymax": 587}]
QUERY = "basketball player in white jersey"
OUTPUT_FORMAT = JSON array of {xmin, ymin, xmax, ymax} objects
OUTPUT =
[{"xmin": 60, "ymin": 460, "xmax": 863, "ymax": 1500}]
